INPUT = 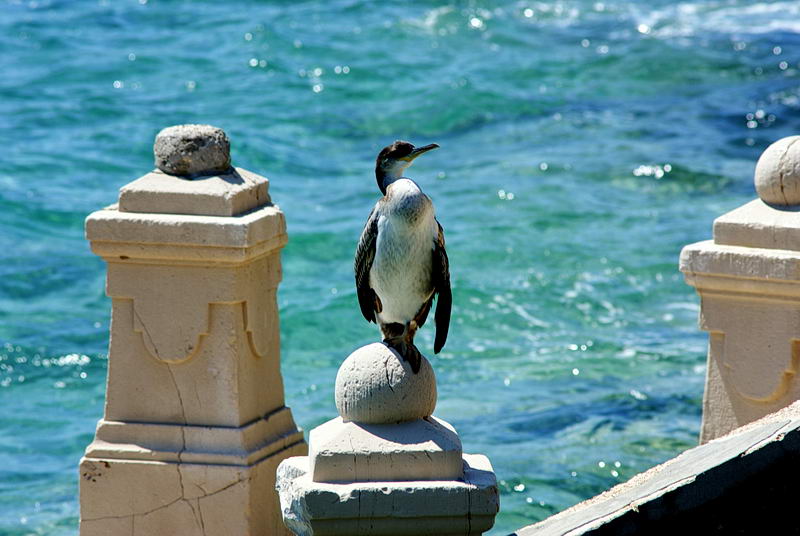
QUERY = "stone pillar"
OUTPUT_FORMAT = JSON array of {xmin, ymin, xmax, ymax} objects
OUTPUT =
[
  {"xmin": 276, "ymin": 343, "xmax": 499, "ymax": 536},
  {"xmin": 681, "ymin": 135, "xmax": 800, "ymax": 443},
  {"xmin": 79, "ymin": 125, "xmax": 307, "ymax": 535}
]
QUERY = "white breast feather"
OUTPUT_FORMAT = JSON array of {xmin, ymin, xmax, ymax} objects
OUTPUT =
[{"xmin": 370, "ymin": 179, "xmax": 438, "ymax": 325}]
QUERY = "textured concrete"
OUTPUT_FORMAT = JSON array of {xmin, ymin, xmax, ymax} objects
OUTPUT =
[
  {"xmin": 154, "ymin": 124, "xmax": 231, "ymax": 177},
  {"xmin": 510, "ymin": 400, "xmax": 800, "ymax": 536},
  {"xmin": 276, "ymin": 343, "xmax": 499, "ymax": 534},
  {"xmin": 80, "ymin": 129, "xmax": 305, "ymax": 535},
  {"xmin": 335, "ymin": 343, "xmax": 436, "ymax": 424},
  {"xmin": 278, "ymin": 454, "xmax": 499, "ymax": 536},
  {"xmin": 308, "ymin": 416, "xmax": 463, "ymax": 483},
  {"xmin": 119, "ymin": 167, "xmax": 270, "ymax": 217},
  {"xmin": 680, "ymin": 137, "xmax": 800, "ymax": 443},
  {"xmin": 754, "ymin": 135, "xmax": 800, "ymax": 205}
]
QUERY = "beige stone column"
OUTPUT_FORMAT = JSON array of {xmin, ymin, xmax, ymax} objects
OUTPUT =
[
  {"xmin": 276, "ymin": 343, "xmax": 499, "ymax": 535},
  {"xmin": 79, "ymin": 125, "xmax": 307, "ymax": 535},
  {"xmin": 680, "ymin": 135, "xmax": 800, "ymax": 443}
]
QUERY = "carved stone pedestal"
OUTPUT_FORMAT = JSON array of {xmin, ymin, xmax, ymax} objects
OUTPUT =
[
  {"xmin": 79, "ymin": 125, "xmax": 307, "ymax": 535},
  {"xmin": 276, "ymin": 343, "xmax": 499, "ymax": 535},
  {"xmin": 681, "ymin": 135, "xmax": 800, "ymax": 442}
]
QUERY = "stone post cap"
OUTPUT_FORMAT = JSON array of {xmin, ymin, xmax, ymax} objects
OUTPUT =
[
  {"xmin": 114, "ymin": 124, "xmax": 270, "ymax": 217},
  {"xmin": 755, "ymin": 135, "xmax": 800, "ymax": 206},
  {"xmin": 689, "ymin": 135, "xmax": 800, "ymax": 254},
  {"xmin": 335, "ymin": 343, "xmax": 437, "ymax": 424}
]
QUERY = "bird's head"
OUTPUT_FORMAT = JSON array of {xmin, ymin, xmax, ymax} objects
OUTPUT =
[{"xmin": 375, "ymin": 140, "xmax": 439, "ymax": 194}]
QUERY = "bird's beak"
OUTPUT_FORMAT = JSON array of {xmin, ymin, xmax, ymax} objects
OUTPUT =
[{"xmin": 403, "ymin": 143, "xmax": 440, "ymax": 162}]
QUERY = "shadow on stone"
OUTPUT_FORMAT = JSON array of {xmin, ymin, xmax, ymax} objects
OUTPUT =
[
  {"xmin": 185, "ymin": 166, "xmax": 239, "ymax": 182},
  {"xmin": 353, "ymin": 416, "xmax": 458, "ymax": 451}
]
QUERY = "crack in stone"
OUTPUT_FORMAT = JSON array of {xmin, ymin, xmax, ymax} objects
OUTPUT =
[
  {"xmin": 348, "ymin": 434, "xmax": 358, "ymax": 482},
  {"xmin": 185, "ymin": 499, "xmax": 206, "ymax": 535},
  {"xmin": 132, "ymin": 301, "xmax": 203, "ymax": 364},
  {"xmin": 384, "ymin": 359, "xmax": 395, "ymax": 393},
  {"xmin": 82, "ymin": 475, "xmax": 248, "ymax": 523},
  {"xmin": 199, "ymin": 476, "xmax": 247, "ymax": 498},
  {"xmin": 133, "ymin": 307, "xmax": 160, "ymax": 360},
  {"xmin": 147, "ymin": 315, "xmax": 189, "ymax": 509},
  {"xmin": 197, "ymin": 500, "xmax": 207, "ymax": 536},
  {"xmin": 185, "ymin": 499, "xmax": 201, "ymax": 531},
  {"xmin": 164, "ymin": 362, "xmax": 188, "ymax": 500},
  {"xmin": 83, "ymin": 497, "xmax": 183, "ymax": 522}
]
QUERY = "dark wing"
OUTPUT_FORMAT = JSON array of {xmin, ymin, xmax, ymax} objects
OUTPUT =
[
  {"xmin": 432, "ymin": 220, "xmax": 451, "ymax": 353},
  {"xmin": 354, "ymin": 207, "xmax": 379, "ymax": 323}
]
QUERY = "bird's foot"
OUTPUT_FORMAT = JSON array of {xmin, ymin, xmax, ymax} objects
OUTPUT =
[{"xmin": 383, "ymin": 336, "xmax": 422, "ymax": 374}]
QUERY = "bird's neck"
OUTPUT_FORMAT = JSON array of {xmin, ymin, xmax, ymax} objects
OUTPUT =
[{"xmin": 376, "ymin": 162, "xmax": 409, "ymax": 195}]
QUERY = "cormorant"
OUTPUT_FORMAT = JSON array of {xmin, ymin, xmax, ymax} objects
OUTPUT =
[{"xmin": 354, "ymin": 140, "xmax": 451, "ymax": 373}]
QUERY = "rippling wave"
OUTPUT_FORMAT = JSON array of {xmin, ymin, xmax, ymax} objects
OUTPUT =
[{"xmin": 1, "ymin": 0, "xmax": 799, "ymax": 533}]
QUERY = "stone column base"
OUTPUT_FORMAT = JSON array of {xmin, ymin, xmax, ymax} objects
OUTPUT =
[
  {"xmin": 276, "ymin": 454, "xmax": 498, "ymax": 536},
  {"xmin": 80, "ymin": 409, "xmax": 306, "ymax": 536}
]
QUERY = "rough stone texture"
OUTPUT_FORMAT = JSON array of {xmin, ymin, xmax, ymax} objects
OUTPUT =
[
  {"xmin": 119, "ymin": 167, "xmax": 270, "ymax": 217},
  {"xmin": 335, "ymin": 343, "xmax": 437, "ymax": 424},
  {"xmin": 308, "ymin": 416, "xmax": 463, "ymax": 483},
  {"xmin": 277, "ymin": 454, "xmax": 499, "ymax": 536},
  {"xmin": 80, "ymin": 164, "xmax": 306, "ymax": 535},
  {"xmin": 276, "ymin": 341, "xmax": 499, "ymax": 534},
  {"xmin": 754, "ymin": 135, "xmax": 800, "ymax": 205},
  {"xmin": 81, "ymin": 442, "xmax": 306, "ymax": 536},
  {"xmin": 510, "ymin": 400, "xmax": 800, "ymax": 536},
  {"xmin": 154, "ymin": 124, "xmax": 231, "ymax": 177}
]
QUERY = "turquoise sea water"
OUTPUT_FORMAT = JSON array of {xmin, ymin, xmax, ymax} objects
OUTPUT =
[{"xmin": 1, "ymin": 0, "xmax": 799, "ymax": 534}]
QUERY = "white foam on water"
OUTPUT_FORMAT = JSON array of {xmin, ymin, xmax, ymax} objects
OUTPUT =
[{"xmin": 634, "ymin": 1, "xmax": 800, "ymax": 39}]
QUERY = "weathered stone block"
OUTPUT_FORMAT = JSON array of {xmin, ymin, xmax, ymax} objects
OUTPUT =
[
  {"xmin": 309, "ymin": 416, "xmax": 463, "ymax": 483},
  {"xmin": 81, "ymin": 440, "xmax": 306, "ymax": 536},
  {"xmin": 278, "ymin": 454, "xmax": 498, "ymax": 536},
  {"xmin": 119, "ymin": 167, "xmax": 270, "ymax": 217}
]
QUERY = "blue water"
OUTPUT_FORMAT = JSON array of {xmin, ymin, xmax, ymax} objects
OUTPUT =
[{"xmin": 2, "ymin": 0, "xmax": 799, "ymax": 534}]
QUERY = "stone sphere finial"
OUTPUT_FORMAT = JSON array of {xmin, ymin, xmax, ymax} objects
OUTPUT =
[
  {"xmin": 335, "ymin": 343, "xmax": 437, "ymax": 424},
  {"xmin": 754, "ymin": 135, "xmax": 800, "ymax": 206},
  {"xmin": 154, "ymin": 124, "xmax": 232, "ymax": 177}
]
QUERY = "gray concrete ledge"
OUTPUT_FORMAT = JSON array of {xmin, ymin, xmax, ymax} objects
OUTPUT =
[
  {"xmin": 511, "ymin": 400, "xmax": 800, "ymax": 535},
  {"xmin": 278, "ymin": 453, "xmax": 498, "ymax": 535}
]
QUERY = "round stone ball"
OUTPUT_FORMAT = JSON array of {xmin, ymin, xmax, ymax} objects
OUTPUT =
[
  {"xmin": 154, "ymin": 124, "xmax": 231, "ymax": 177},
  {"xmin": 754, "ymin": 135, "xmax": 800, "ymax": 205},
  {"xmin": 335, "ymin": 343, "xmax": 437, "ymax": 424}
]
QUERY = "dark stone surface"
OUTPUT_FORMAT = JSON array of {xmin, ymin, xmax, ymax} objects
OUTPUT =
[
  {"xmin": 512, "ymin": 402, "xmax": 800, "ymax": 536},
  {"xmin": 153, "ymin": 124, "xmax": 231, "ymax": 177}
]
